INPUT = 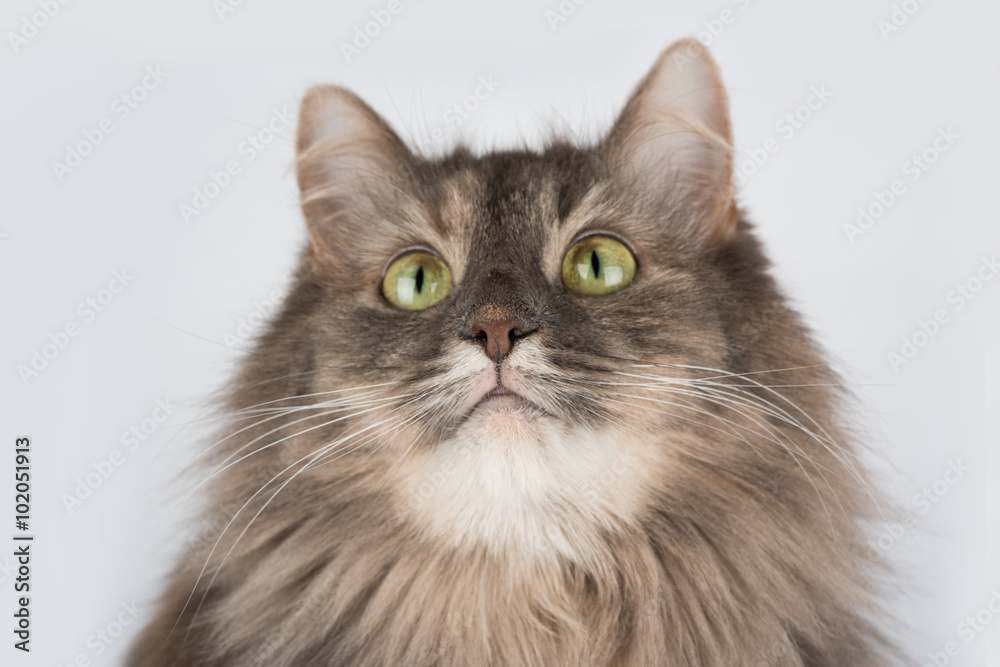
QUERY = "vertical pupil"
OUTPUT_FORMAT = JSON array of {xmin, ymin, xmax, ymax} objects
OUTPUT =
[
  {"xmin": 415, "ymin": 265, "xmax": 425, "ymax": 294},
  {"xmin": 590, "ymin": 250, "xmax": 601, "ymax": 278}
]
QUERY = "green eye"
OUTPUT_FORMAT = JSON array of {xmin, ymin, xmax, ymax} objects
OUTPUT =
[
  {"xmin": 382, "ymin": 251, "xmax": 452, "ymax": 310},
  {"xmin": 561, "ymin": 235, "xmax": 637, "ymax": 295}
]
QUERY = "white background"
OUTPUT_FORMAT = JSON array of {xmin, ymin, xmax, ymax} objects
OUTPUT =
[{"xmin": 2, "ymin": 0, "xmax": 998, "ymax": 665}]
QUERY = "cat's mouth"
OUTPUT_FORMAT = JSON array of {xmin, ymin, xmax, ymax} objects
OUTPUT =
[
  {"xmin": 480, "ymin": 385, "xmax": 514, "ymax": 402},
  {"xmin": 471, "ymin": 385, "xmax": 520, "ymax": 411},
  {"xmin": 465, "ymin": 384, "xmax": 546, "ymax": 420}
]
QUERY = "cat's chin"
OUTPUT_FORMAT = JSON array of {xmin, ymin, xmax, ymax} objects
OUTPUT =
[
  {"xmin": 455, "ymin": 394, "xmax": 555, "ymax": 460},
  {"xmin": 396, "ymin": 403, "xmax": 662, "ymax": 561},
  {"xmin": 465, "ymin": 392, "xmax": 550, "ymax": 423}
]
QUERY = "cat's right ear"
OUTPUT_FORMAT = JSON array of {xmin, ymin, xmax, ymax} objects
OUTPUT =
[
  {"xmin": 603, "ymin": 40, "xmax": 737, "ymax": 247},
  {"xmin": 295, "ymin": 85, "xmax": 415, "ymax": 279}
]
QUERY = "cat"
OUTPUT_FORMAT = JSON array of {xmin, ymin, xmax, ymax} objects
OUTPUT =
[{"xmin": 128, "ymin": 39, "xmax": 895, "ymax": 666}]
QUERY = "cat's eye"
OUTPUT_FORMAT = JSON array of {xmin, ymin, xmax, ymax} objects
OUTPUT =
[
  {"xmin": 382, "ymin": 251, "xmax": 452, "ymax": 310},
  {"xmin": 561, "ymin": 235, "xmax": 637, "ymax": 296}
]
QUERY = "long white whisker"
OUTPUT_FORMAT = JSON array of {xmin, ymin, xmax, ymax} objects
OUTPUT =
[
  {"xmin": 621, "ymin": 364, "xmax": 885, "ymax": 517},
  {"xmin": 184, "ymin": 409, "xmax": 425, "ymax": 640},
  {"xmin": 188, "ymin": 396, "xmax": 414, "ymax": 499},
  {"xmin": 185, "ymin": 390, "xmax": 394, "ymax": 466},
  {"xmin": 172, "ymin": 398, "xmax": 422, "ymax": 650},
  {"xmin": 609, "ymin": 390, "xmax": 838, "ymax": 528},
  {"xmin": 210, "ymin": 393, "xmax": 411, "ymax": 468},
  {"xmin": 228, "ymin": 381, "xmax": 404, "ymax": 413},
  {"xmin": 640, "ymin": 384, "xmax": 849, "ymax": 522}
]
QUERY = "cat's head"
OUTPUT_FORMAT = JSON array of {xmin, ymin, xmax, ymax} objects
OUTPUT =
[{"xmin": 262, "ymin": 40, "xmax": 826, "ymax": 557}]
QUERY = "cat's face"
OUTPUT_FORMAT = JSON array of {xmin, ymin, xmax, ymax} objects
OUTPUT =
[{"xmin": 288, "ymin": 41, "xmax": 744, "ymax": 557}]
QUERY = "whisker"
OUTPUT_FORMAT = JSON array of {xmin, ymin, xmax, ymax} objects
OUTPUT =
[
  {"xmin": 189, "ymin": 395, "xmax": 414, "ymax": 497},
  {"xmin": 630, "ymin": 362, "xmax": 832, "ymax": 382},
  {"xmin": 171, "ymin": 399, "xmax": 421, "ymax": 651},
  {"xmin": 640, "ymin": 385, "xmax": 848, "ymax": 522},
  {"xmin": 211, "ymin": 393, "xmax": 411, "ymax": 466},
  {"xmin": 154, "ymin": 381, "xmax": 403, "ymax": 436},
  {"xmin": 306, "ymin": 406, "xmax": 428, "ymax": 472},
  {"xmin": 607, "ymin": 391, "xmax": 838, "ymax": 528},
  {"xmin": 229, "ymin": 381, "xmax": 404, "ymax": 413},
  {"xmin": 617, "ymin": 364, "xmax": 886, "ymax": 518},
  {"xmin": 184, "ymin": 390, "xmax": 394, "ymax": 466}
]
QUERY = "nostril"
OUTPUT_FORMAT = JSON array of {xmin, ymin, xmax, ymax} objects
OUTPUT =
[
  {"xmin": 510, "ymin": 326, "xmax": 538, "ymax": 338},
  {"xmin": 514, "ymin": 321, "xmax": 538, "ymax": 335},
  {"xmin": 509, "ymin": 324, "xmax": 535, "ymax": 341},
  {"xmin": 467, "ymin": 318, "xmax": 534, "ymax": 363}
]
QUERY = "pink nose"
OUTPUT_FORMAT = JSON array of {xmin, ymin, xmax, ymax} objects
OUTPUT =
[{"xmin": 469, "ymin": 318, "xmax": 529, "ymax": 363}]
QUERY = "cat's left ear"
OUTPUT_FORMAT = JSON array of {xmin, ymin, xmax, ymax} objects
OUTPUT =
[
  {"xmin": 295, "ymin": 85, "xmax": 417, "ymax": 279},
  {"xmin": 605, "ymin": 39, "xmax": 737, "ymax": 246}
]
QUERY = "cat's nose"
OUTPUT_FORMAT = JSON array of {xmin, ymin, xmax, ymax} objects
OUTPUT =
[{"xmin": 468, "ymin": 317, "xmax": 536, "ymax": 363}]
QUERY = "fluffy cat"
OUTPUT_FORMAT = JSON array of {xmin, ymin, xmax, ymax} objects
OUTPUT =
[{"xmin": 128, "ymin": 39, "xmax": 894, "ymax": 666}]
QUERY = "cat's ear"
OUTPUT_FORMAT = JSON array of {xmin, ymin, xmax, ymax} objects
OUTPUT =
[
  {"xmin": 605, "ymin": 39, "xmax": 737, "ymax": 246},
  {"xmin": 295, "ymin": 85, "xmax": 415, "ymax": 278}
]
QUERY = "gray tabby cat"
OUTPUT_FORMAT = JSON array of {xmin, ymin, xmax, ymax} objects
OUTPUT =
[{"xmin": 128, "ymin": 39, "xmax": 895, "ymax": 666}]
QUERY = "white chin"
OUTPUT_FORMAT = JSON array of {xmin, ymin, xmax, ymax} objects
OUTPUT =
[
  {"xmin": 470, "ymin": 393, "xmax": 537, "ymax": 414},
  {"xmin": 398, "ymin": 403, "xmax": 656, "ymax": 561},
  {"xmin": 464, "ymin": 395, "xmax": 550, "ymax": 435}
]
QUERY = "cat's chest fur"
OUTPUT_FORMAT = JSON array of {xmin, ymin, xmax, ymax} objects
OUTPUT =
[{"xmin": 393, "ymin": 344, "xmax": 666, "ymax": 563}]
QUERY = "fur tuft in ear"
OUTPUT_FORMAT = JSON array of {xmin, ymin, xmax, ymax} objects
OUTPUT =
[
  {"xmin": 606, "ymin": 39, "xmax": 737, "ymax": 246},
  {"xmin": 295, "ymin": 86, "xmax": 418, "ymax": 279}
]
